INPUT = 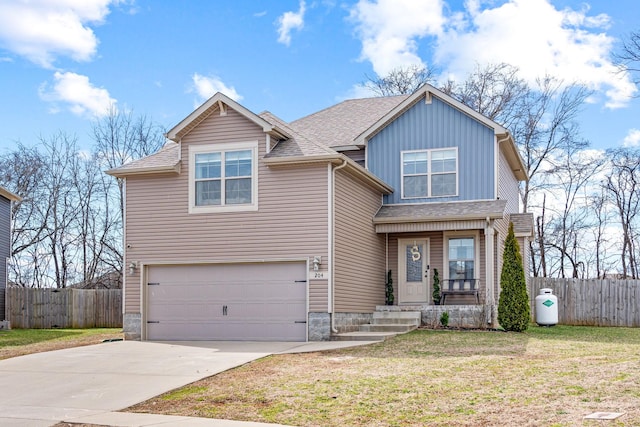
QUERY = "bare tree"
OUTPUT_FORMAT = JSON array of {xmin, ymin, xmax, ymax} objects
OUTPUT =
[
  {"xmin": 615, "ymin": 30, "xmax": 640, "ymax": 88},
  {"xmin": 589, "ymin": 189, "xmax": 616, "ymax": 278},
  {"xmin": 604, "ymin": 148, "xmax": 640, "ymax": 278},
  {"xmin": 92, "ymin": 106, "xmax": 165, "ymax": 215},
  {"xmin": 0, "ymin": 144, "xmax": 49, "ymax": 261},
  {"xmin": 543, "ymin": 148, "xmax": 605, "ymax": 278},
  {"xmin": 441, "ymin": 63, "xmax": 528, "ymax": 130},
  {"xmin": 365, "ymin": 64, "xmax": 436, "ymax": 96}
]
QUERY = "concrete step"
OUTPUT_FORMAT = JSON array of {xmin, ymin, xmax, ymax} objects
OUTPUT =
[
  {"xmin": 372, "ymin": 311, "xmax": 421, "ymax": 325},
  {"xmin": 359, "ymin": 324, "xmax": 418, "ymax": 333}
]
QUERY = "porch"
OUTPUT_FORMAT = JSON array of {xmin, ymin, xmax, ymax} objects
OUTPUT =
[
  {"xmin": 379, "ymin": 304, "xmax": 492, "ymax": 329},
  {"xmin": 331, "ymin": 304, "xmax": 494, "ymax": 341}
]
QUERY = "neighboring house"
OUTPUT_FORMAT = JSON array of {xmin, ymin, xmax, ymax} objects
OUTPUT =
[
  {"xmin": 0, "ymin": 186, "xmax": 21, "ymax": 326},
  {"xmin": 107, "ymin": 84, "xmax": 533, "ymax": 341},
  {"xmin": 69, "ymin": 271, "xmax": 122, "ymax": 289}
]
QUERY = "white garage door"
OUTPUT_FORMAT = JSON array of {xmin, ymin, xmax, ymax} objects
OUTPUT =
[{"xmin": 146, "ymin": 262, "xmax": 307, "ymax": 341}]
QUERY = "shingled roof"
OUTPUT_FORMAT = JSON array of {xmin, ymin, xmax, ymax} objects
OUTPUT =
[
  {"xmin": 260, "ymin": 111, "xmax": 337, "ymax": 158},
  {"xmin": 290, "ymin": 95, "xmax": 407, "ymax": 149},
  {"xmin": 105, "ymin": 142, "xmax": 180, "ymax": 178},
  {"xmin": 374, "ymin": 200, "xmax": 508, "ymax": 223}
]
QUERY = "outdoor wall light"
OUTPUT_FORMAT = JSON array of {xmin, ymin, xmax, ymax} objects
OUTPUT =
[
  {"xmin": 312, "ymin": 256, "xmax": 322, "ymax": 271},
  {"xmin": 128, "ymin": 261, "xmax": 137, "ymax": 276}
]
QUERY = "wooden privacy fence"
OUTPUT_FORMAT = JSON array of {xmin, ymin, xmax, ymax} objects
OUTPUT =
[
  {"xmin": 528, "ymin": 278, "xmax": 640, "ymax": 327},
  {"xmin": 6, "ymin": 288, "xmax": 122, "ymax": 328}
]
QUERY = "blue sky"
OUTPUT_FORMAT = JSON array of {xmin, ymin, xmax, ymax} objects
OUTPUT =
[{"xmin": 0, "ymin": 0, "xmax": 639, "ymax": 153}]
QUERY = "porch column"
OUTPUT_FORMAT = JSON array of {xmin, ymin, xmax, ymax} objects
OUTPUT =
[{"xmin": 485, "ymin": 220, "xmax": 496, "ymax": 326}]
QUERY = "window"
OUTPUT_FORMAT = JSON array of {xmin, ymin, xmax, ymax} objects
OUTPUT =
[
  {"xmin": 189, "ymin": 142, "xmax": 258, "ymax": 213},
  {"xmin": 448, "ymin": 237, "xmax": 475, "ymax": 280},
  {"xmin": 402, "ymin": 148, "xmax": 457, "ymax": 198}
]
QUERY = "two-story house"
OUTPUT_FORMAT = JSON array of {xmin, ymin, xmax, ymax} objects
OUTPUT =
[
  {"xmin": 107, "ymin": 84, "xmax": 532, "ymax": 341},
  {"xmin": 1, "ymin": 186, "xmax": 21, "ymax": 328}
]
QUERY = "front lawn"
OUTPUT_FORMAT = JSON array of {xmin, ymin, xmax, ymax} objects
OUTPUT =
[
  {"xmin": 127, "ymin": 325, "xmax": 640, "ymax": 426},
  {"xmin": 0, "ymin": 328, "xmax": 123, "ymax": 360}
]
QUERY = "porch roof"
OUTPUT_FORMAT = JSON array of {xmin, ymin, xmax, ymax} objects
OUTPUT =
[{"xmin": 373, "ymin": 200, "xmax": 507, "ymax": 233}]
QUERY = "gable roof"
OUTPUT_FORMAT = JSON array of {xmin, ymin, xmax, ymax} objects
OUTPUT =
[
  {"xmin": 0, "ymin": 186, "xmax": 21, "ymax": 202},
  {"xmin": 353, "ymin": 84, "xmax": 528, "ymax": 181},
  {"xmin": 107, "ymin": 87, "xmax": 527, "ymax": 182},
  {"xmin": 290, "ymin": 95, "xmax": 407, "ymax": 150},
  {"xmin": 166, "ymin": 92, "xmax": 290, "ymax": 142}
]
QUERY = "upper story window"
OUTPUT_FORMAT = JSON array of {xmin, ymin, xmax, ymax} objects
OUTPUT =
[
  {"xmin": 189, "ymin": 142, "xmax": 258, "ymax": 213},
  {"xmin": 401, "ymin": 148, "xmax": 457, "ymax": 198}
]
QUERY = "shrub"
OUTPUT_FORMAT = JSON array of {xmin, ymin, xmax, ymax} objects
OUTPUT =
[
  {"xmin": 432, "ymin": 268, "xmax": 441, "ymax": 305},
  {"xmin": 385, "ymin": 270, "xmax": 394, "ymax": 305},
  {"xmin": 497, "ymin": 222, "xmax": 530, "ymax": 332},
  {"xmin": 439, "ymin": 311, "xmax": 449, "ymax": 327}
]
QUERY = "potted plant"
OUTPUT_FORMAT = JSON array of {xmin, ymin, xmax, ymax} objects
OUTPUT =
[{"xmin": 432, "ymin": 268, "xmax": 441, "ymax": 305}]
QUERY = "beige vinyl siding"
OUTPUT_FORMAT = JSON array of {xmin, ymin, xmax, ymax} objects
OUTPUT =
[
  {"xmin": 124, "ymin": 108, "xmax": 329, "ymax": 313},
  {"xmin": 333, "ymin": 169, "xmax": 385, "ymax": 312},
  {"xmin": 498, "ymin": 146, "xmax": 520, "ymax": 214}
]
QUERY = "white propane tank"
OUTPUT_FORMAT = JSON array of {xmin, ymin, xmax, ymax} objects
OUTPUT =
[{"xmin": 535, "ymin": 288, "xmax": 558, "ymax": 326}]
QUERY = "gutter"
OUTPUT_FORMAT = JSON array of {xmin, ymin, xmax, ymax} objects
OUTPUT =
[{"xmin": 105, "ymin": 163, "xmax": 181, "ymax": 178}]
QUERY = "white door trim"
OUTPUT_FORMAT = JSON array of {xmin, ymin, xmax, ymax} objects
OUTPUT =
[{"xmin": 397, "ymin": 238, "xmax": 429, "ymax": 304}]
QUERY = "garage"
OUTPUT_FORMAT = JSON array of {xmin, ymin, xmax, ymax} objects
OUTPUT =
[{"xmin": 145, "ymin": 262, "xmax": 308, "ymax": 341}]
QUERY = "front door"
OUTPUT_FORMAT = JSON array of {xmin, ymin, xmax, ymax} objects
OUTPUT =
[{"xmin": 398, "ymin": 239, "xmax": 429, "ymax": 303}]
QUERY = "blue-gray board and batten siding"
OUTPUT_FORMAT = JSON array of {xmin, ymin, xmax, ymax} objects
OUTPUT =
[
  {"xmin": 0, "ymin": 195, "xmax": 10, "ymax": 321},
  {"xmin": 367, "ymin": 95, "xmax": 496, "ymax": 205}
]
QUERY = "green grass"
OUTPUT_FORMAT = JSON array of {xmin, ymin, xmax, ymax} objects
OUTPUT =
[
  {"xmin": 128, "ymin": 324, "xmax": 640, "ymax": 426},
  {"xmin": 0, "ymin": 328, "xmax": 120, "ymax": 348}
]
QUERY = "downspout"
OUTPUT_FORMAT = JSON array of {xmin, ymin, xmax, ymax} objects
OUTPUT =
[
  {"xmin": 485, "ymin": 216, "xmax": 496, "ymax": 326},
  {"xmin": 330, "ymin": 159, "xmax": 348, "ymax": 334}
]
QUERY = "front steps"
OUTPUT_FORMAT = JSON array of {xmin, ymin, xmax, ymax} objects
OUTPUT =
[{"xmin": 332, "ymin": 310, "xmax": 421, "ymax": 341}]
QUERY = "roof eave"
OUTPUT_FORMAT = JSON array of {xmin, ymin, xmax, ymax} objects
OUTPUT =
[
  {"xmin": 262, "ymin": 154, "xmax": 341, "ymax": 166},
  {"xmin": 499, "ymin": 132, "xmax": 528, "ymax": 181},
  {"xmin": 0, "ymin": 187, "xmax": 21, "ymax": 202},
  {"xmin": 263, "ymin": 154, "xmax": 393, "ymax": 194},
  {"xmin": 105, "ymin": 162, "xmax": 181, "ymax": 178},
  {"xmin": 373, "ymin": 211, "xmax": 506, "ymax": 225}
]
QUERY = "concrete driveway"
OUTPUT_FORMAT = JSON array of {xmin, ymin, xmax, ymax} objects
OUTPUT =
[{"xmin": 0, "ymin": 339, "xmax": 375, "ymax": 426}]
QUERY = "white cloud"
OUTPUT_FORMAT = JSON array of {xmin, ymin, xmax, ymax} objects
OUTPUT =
[
  {"xmin": 347, "ymin": 0, "xmax": 636, "ymax": 109},
  {"xmin": 622, "ymin": 129, "xmax": 640, "ymax": 147},
  {"xmin": 39, "ymin": 71, "xmax": 116, "ymax": 117},
  {"xmin": 337, "ymin": 83, "xmax": 378, "ymax": 101},
  {"xmin": 277, "ymin": 1, "xmax": 306, "ymax": 46},
  {"xmin": 349, "ymin": 0, "xmax": 444, "ymax": 76},
  {"xmin": 434, "ymin": 0, "xmax": 636, "ymax": 109},
  {"xmin": 0, "ymin": 0, "xmax": 121, "ymax": 68},
  {"xmin": 190, "ymin": 74, "xmax": 243, "ymax": 106}
]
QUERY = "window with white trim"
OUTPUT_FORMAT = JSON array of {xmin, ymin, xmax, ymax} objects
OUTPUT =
[
  {"xmin": 448, "ymin": 237, "xmax": 475, "ymax": 280},
  {"xmin": 189, "ymin": 142, "xmax": 258, "ymax": 213},
  {"xmin": 402, "ymin": 148, "xmax": 457, "ymax": 198}
]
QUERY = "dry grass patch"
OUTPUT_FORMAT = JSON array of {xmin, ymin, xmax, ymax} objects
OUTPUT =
[
  {"xmin": 127, "ymin": 326, "xmax": 640, "ymax": 426},
  {"xmin": 0, "ymin": 328, "xmax": 123, "ymax": 360}
]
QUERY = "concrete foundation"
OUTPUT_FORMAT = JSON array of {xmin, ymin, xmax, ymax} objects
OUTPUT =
[
  {"xmin": 377, "ymin": 304, "xmax": 492, "ymax": 329},
  {"xmin": 308, "ymin": 312, "xmax": 330, "ymax": 341},
  {"xmin": 123, "ymin": 313, "xmax": 141, "ymax": 340}
]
